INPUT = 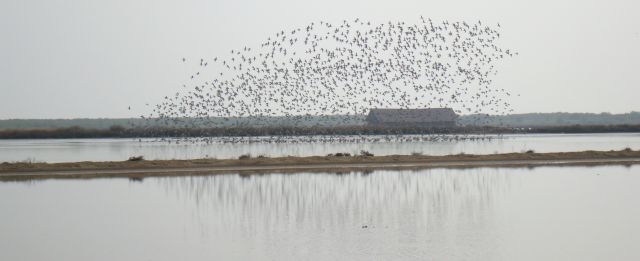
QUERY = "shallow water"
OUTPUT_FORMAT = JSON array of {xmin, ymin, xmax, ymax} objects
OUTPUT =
[
  {"xmin": 1, "ymin": 166, "xmax": 639, "ymax": 260},
  {"xmin": 1, "ymin": 133, "xmax": 640, "ymax": 163}
]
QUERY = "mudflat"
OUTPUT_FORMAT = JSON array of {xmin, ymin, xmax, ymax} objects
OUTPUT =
[{"xmin": 1, "ymin": 149, "xmax": 639, "ymax": 181}]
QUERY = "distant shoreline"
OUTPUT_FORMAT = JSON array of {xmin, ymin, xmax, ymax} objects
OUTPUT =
[
  {"xmin": 2, "ymin": 112, "xmax": 640, "ymax": 130},
  {"xmin": 1, "ymin": 124, "xmax": 640, "ymax": 139},
  {"xmin": 1, "ymin": 149, "xmax": 638, "ymax": 181}
]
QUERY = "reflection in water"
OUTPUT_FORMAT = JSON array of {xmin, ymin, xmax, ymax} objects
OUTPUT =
[
  {"xmin": 156, "ymin": 169, "xmax": 513, "ymax": 259},
  {"xmin": 1, "ymin": 166, "xmax": 640, "ymax": 261}
]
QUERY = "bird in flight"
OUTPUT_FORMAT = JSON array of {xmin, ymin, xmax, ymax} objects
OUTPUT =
[{"xmin": 141, "ymin": 17, "xmax": 518, "ymax": 144}]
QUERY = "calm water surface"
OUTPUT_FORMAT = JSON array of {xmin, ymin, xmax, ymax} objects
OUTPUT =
[
  {"xmin": 1, "ymin": 166, "xmax": 639, "ymax": 260},
  {"xmin": 1, "ymin": 133, "xmax": 639, "ymax": 162}
]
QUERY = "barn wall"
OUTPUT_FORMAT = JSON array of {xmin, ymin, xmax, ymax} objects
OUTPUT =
[{"xmin": 367, "ymin": 121, "xmax": 456, "ymax": 127}]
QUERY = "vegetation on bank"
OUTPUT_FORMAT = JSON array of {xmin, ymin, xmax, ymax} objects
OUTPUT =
[
  {"xmin": 2, "ymin": 112, "xmax": 640, "ymax": 130},
  {"xmin": 1, "ymin": 124, "xmax": 640, "ymax": 139},
  {"xmin": 459, "ymin": 112, "xmax": 640, "ymax": 126}
]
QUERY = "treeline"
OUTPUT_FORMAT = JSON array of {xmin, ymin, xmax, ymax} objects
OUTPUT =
[
  {"xmin": 2, "ymin": 112, "xmax": 640, "ymax": 130},
  {"xmin": 523, "ymin": 124, "xmax": 640, "ymax": 133},
  {"xmin": 2, "ymin": 124, "xmax": 640, "ymax": 139},
  {"xmin": 0, "ymin": 118, "xmax": 141, "ymax": 130},
  {"xmin": 0, "ymin": 115, "xmax": 366, "ymax": 130},
  {"xmin": 460, "ymin": 112, "xmax": 640, "ymax": 127},
  {"xmin": 0, "ymin": 126, "xmax": 132, "ymax": 139},
  {"xmin": 0, "ymin": 125, "xmax": 498, "ymax": 139}
]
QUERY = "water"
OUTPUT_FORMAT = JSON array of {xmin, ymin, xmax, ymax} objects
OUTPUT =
[
  {"xmin": 1, "ymin": 166, "xmax": 639, "ymax": 260},
  {"xmin": 1, "ymin": 133, "xmax": 640, "ymax": 163}
]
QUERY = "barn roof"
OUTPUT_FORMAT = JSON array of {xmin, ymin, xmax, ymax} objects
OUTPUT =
[{"xmin": 368, "ymin": 108, "xmax": 458, "ymax": 123}]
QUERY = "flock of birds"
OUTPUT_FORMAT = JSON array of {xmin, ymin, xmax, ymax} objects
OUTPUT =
[{"xmin": 139, "ymin": 17, "xmax": 517, "ymax": 143}]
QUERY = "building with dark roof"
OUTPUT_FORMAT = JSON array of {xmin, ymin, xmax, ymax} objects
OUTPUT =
[{"xmin": 366, "ymin": 108, "xmax": 458, "ymax": 127}]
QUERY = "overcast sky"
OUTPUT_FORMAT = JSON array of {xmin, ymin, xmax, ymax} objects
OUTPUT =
[{"xmin": 1, "ymin": 0, "xmax": 639, "ymax": 119}]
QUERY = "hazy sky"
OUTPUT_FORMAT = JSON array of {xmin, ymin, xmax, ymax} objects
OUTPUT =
[{"xmin": 1, "ymin": 0, "xmax": 639, "ymax": 119}]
